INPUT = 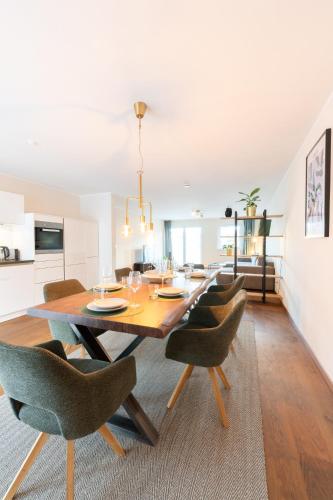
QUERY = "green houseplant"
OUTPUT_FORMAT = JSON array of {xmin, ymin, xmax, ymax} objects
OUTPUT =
[{"xmin": 238, "ymin": 187, "xmax": 261, "ymax": 216}]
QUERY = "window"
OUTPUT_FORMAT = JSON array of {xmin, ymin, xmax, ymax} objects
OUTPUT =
[
  {"xmin": 171, "ymin": 226, "xmax": 202, "ymax": 265},
  {"xmin": 170, "ymin": 227, "xmax": 184, "ymax": 265}
]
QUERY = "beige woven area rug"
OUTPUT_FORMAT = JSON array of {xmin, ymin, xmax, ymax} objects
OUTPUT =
[{"xmin": 0, "ymin": 320, "xmax": 268, "ymax": 499}]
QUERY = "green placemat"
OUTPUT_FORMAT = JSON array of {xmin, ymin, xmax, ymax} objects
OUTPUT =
[
  {"xmin": 87, "ymin": 287, "xmax": 124, "ymax": 295},
  {"xmin": 156, "ymin": 292, "xmax": 189, "ymax": 301},
  {"xmin": 80, "ymin": 305, "xmax": 144, "ymax": 318}
]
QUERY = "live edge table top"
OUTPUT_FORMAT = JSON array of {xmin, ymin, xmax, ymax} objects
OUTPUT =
[{"xmin": 27, "ymin": 270, "xmax": 221, "ymax": 339}]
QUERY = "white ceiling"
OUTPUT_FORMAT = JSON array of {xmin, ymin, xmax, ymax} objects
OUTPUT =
[{"xmin": 1, "ymin": 0, "xmax": 333, "ymax": 219}]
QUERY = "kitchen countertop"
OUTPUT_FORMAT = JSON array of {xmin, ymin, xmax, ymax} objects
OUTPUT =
[{"xmin": 0, "ymin": 259, "xmax": 35, "ymax": 266}]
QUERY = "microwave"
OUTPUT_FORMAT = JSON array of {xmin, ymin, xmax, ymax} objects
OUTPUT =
[{"xmin": 35, "ymin": 221, "xmax": 64, "ymax": 254}]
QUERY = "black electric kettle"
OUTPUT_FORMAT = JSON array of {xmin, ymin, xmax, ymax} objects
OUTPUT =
[{"xmin": 0, "ymin": 246, "xmax": 10, "ymax": 260}]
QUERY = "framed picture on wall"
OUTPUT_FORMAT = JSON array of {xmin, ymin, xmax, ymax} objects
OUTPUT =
[{"xmin": 305, "ymin": 128, "xmax": 331, "ymax": 237}]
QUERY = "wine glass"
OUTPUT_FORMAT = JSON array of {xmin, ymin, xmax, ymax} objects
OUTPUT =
[{"xmin": 128, "ymin": 271, "xmax": 142, "ymax": 308}]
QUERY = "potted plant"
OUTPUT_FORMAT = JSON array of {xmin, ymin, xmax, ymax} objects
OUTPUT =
[{"xmin": 237, "ymin": 187, "xmax": 261, "ymax": 216}]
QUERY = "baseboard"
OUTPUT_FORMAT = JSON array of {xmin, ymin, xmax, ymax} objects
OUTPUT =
[{"xmin": 282, "ymin": 301, "xmax": 333, "ymax": 393}]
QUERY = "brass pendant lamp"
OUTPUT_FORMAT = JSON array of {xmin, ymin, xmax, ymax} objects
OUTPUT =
[{"xmin": 122, "ymin": 102, "xmax": 154, "ymax": 237}]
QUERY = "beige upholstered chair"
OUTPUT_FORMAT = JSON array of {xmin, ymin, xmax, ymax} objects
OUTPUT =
[
  {"xmin": 115, "ymin": 267, "xmax": 132, "ymax": 282},
  {"xmin": 43, "ymin": 279, "xmax": 104, "ymax": 357}
]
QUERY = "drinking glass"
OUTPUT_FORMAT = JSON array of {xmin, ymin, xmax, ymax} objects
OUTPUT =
[
  {"xmin": 159, "ymin": 260, "xmax": 168, "ymax": 288},
  {"xmin": 93, "ymin": 285, "xmax": 105, "ymax": 301},
  {"xmin": 121, "ymin": 276, "xmax": 129, "ymax": 288},
  {"xmin": 148, "ymin": 283, "xmax": 158, "ymax": 300},
  {"xmin": 128, "ymin": 271, "xmax": 142, "ymax": 308},
  {"xmin": 184, "ymin": 265, "xmax": 193, "ymax": 279}
]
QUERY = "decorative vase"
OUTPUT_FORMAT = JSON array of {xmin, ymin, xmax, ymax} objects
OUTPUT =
[
  {"xmin": 226, "ymin": 247, "xmax": 233, "ymax": 256},
  {"xmin": 225, "ymin": 207, "xmax": 232, "ymax": 218},
  {"xmin": 246, "ymin": 205, "xmax": 256, "ymax": 217}
]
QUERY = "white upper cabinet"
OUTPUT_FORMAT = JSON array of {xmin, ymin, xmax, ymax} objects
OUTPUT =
[{"xmin": 0, "ymin": 191, "xmax": 24, "ymax": 225}]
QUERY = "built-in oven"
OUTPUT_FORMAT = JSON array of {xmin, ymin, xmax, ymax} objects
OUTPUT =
[{"xmin": 34, "ymin": 221, "xmax": 64, "ymax": 254}]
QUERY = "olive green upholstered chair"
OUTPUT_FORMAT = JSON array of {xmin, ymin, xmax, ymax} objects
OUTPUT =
[
  {"xmin": 199, "ymin": 276, "xmax": 245, "ymax": 352},
  {"xmin": 0, "ymin": 339, "xmax": 136, "ymax": 500},
  {"xmin": 43, "ymin": 279, "xmax": 103, "ymax": 357},
  {"xmin": 165, "ymin": 290, "xmax": 247, "ymax": 428},
  {"xmin": 115, "ymin": 267, "xmax": 132, "ymax": 282},
  {"xmin": 205, "ymin": 274, "xmax": 245, "ymax": 302}
]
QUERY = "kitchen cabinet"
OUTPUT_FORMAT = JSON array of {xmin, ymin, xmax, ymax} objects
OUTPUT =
[
  {"xmin": 0, "ymin": 264, "xmax": 34, "ymax": 318},
  {"xmin": 65, "ymin": 262, "xmax": 87, "ymax": 283},
  {"xmin": 64, "ymin": 218, "xmax": 99, "ymax": 287},
  {"xmin": 86, "ymin": 256, "xmax": 99, "ymax": 288},
  {"xmin": 0, "ymin": 191, "xmax": 24, "ymax": 225},
  {"xmin": 64, "ymin": 218, "xmax": 86, "ymax": 266},
  {"xmin": 34, "ymin": 254, "xmax": 64, "ymax": 304}
]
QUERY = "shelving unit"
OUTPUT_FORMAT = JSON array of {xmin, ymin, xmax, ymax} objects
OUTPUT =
[{"xmin": 219, "ymin": 210, "xmax": 284, "ymax": 303}]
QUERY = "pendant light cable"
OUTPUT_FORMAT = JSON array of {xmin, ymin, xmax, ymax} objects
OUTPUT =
[{"xmin": 137, "ymin": 118, "xmax": 144, "ymax": 175}]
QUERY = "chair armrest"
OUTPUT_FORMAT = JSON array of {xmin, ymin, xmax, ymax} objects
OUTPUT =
[
  {"xmin": 165, "ymin": 325, "xmax": 223, "ymax": 366},
  {"xmin": 36, "ymin": 340, "xmax": 67, "ymax": 360},
  {"xmin": 86, "ymin": 356, "xmax": 136, "ymax": 387},
  {"xmin": 85, "ymin": 356, "xmax": 137, "ymax": 424}
]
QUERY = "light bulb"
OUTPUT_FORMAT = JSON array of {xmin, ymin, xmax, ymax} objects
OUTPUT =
[
  {"xmin": 122, "ymin": 224, "xmax": 131, "ymax": 237},
  {"xmin": 139, "ymin": 214, "xmax": 146, "ymax": 233},
  {"xmin": 147, "ymin": 229, "xmax": 154, "ymax": 245}
]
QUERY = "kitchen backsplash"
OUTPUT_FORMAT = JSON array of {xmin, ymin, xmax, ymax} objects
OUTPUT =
[{"xmin": 0, "ymin": 225, "xmax": 24, "ymax": 250}]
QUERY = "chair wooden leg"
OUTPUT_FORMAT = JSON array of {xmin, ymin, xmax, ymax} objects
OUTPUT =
[
  {"xmin": 64, "ymin": 343, "xmax": 71, "ymax": 354},
  {"xmin": 66, "ymin": 440, "xmax": 74, "ymax": 500},
  {"xmin": 167, "ymin": 364, "xmax": 194, "ymax": 409},
  {"xmin": 80, "ymin": 345, "xmax": 85, "ymax": 358},
  {"xmin": 98, "ymin": 424, "xmax": 125, "ymax": 457},
  {"xmin": 3, "ymin": 432, "xmax": 49, "ymax": 500},
  {"xmin": 207, "ymin": 368, "xmax": 230, "ymax": 428},
  {"xmin": 215, "ymin": 366, "xmax": 231, "ymax": 390}
]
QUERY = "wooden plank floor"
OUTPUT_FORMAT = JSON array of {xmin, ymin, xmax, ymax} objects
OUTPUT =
[
  {"xmin": 0, "ymin": 303, "xmax": 333, "ymax": 499},
  {"xmin": 245, "ymin": 303, "xmax": 333, "ymax": 500}
]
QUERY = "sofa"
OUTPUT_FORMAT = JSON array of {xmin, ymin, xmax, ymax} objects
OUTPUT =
[{"xmin": 216, "ymin": 257, "xmax": 276, "ymax": 292}]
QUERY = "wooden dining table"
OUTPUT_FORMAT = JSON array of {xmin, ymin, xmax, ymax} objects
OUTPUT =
[{"xmin": 27, "ymin": 269, "xmax": 221, "ymax": 446}]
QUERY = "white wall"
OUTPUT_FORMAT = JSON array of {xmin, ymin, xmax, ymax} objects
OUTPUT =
[
  {"xmin": 269, "ymin": 93, "xmax": 333, "ymax": 382},
  {"xmin": 0, "ymin": 173, "xmax": 81, "ymax": 217}
]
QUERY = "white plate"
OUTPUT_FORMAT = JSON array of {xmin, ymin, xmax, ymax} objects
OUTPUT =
[
  {"xmin": 86, "ymin": 301, "xmax": 128, "ymax": 313},
  {"xmin": 144, "ymin": 272, "xmax": 175, "ymax": 279},
  {"xmin": 190, "ymin": 272, "xmax": 206, "ymax": 278},
  {"xmin": 93, "ymin": 298, "xmax": 129, "ymax": 310},
  {"xmin": 158, "ymin": 287, "xmax": 185, "ymax": 297},
  {"xmin": 94, "ymin": 282, "xmax": 123, "ymax": 291}
]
